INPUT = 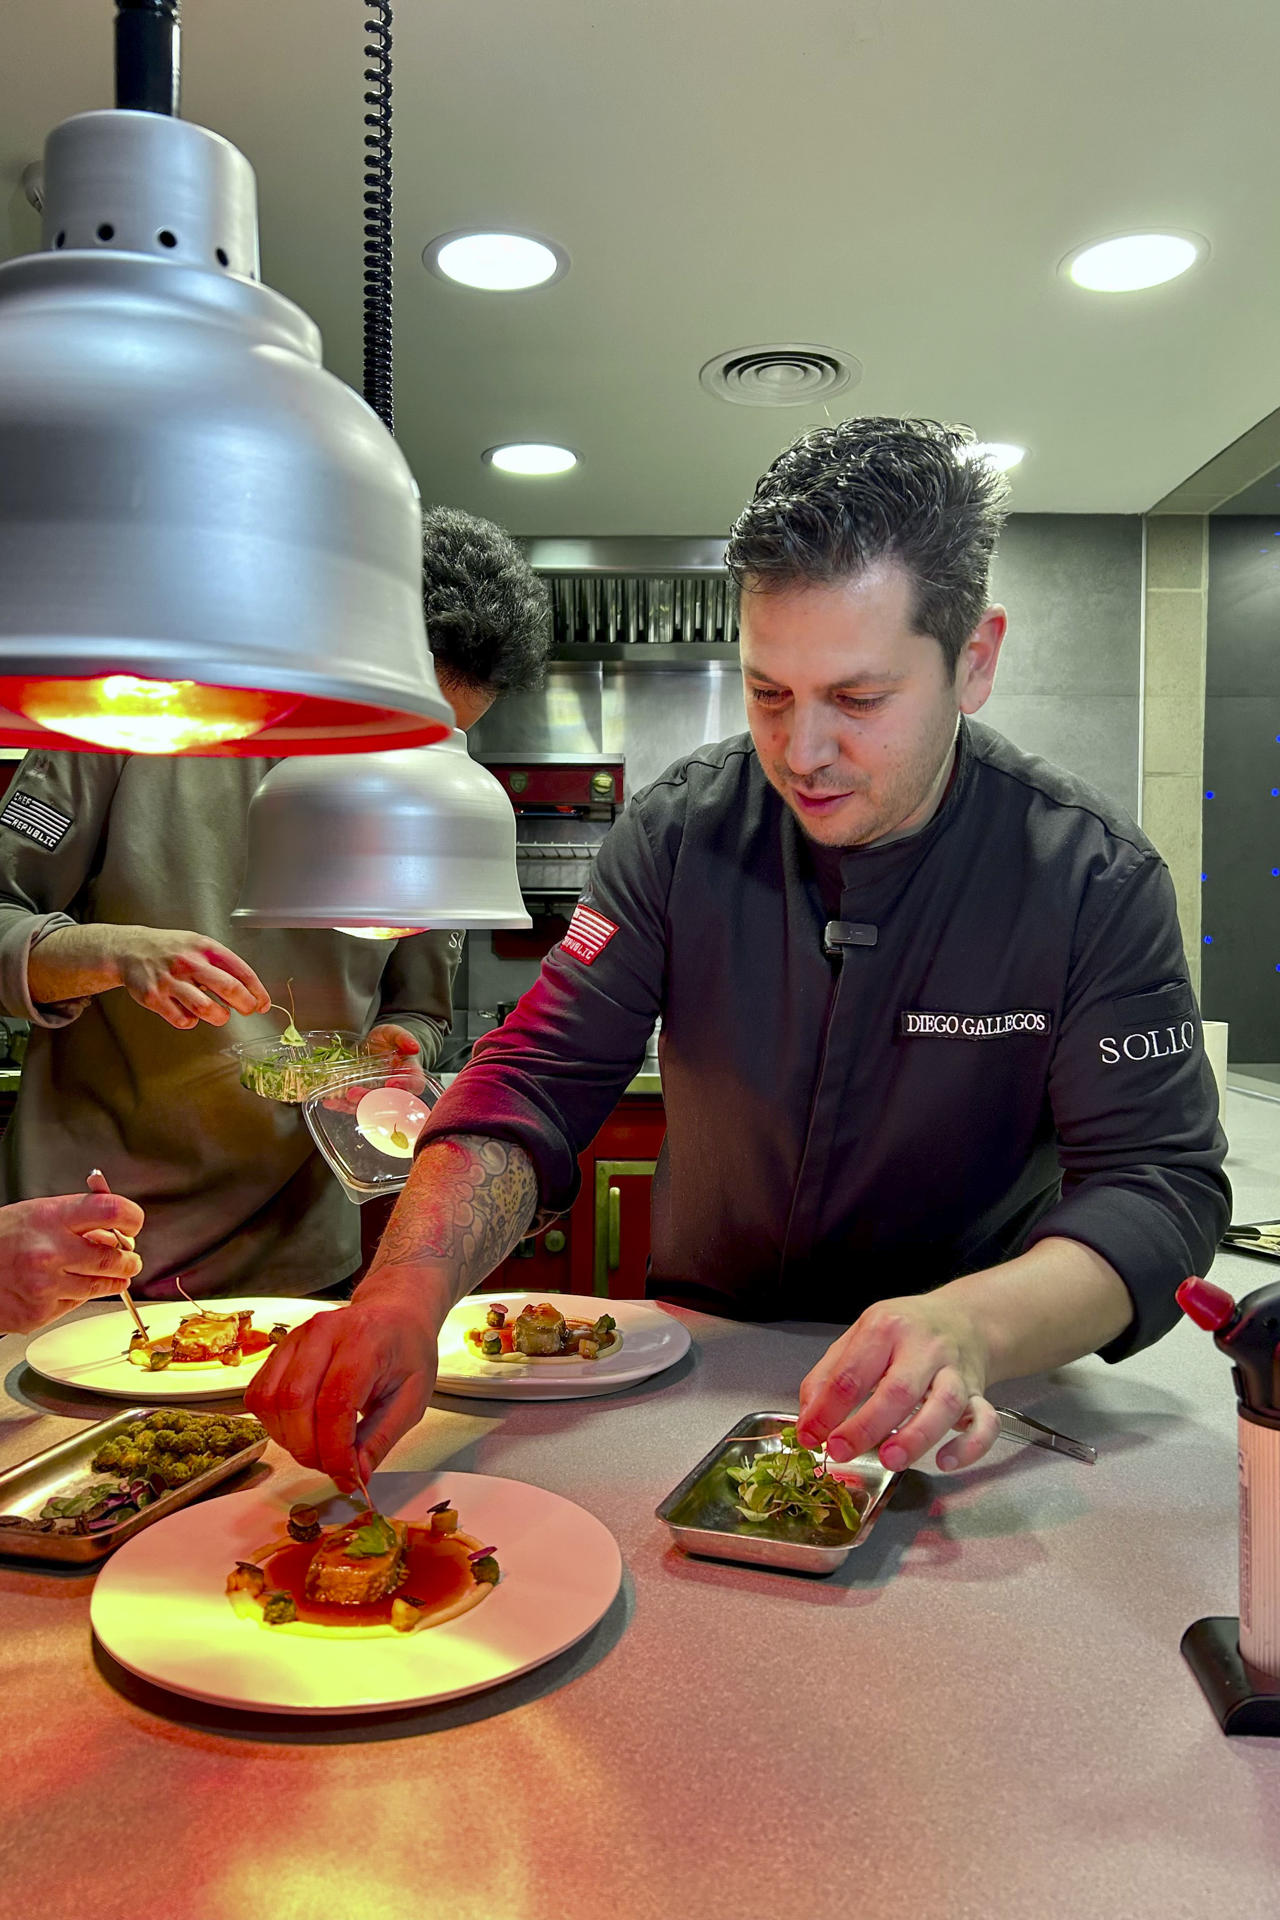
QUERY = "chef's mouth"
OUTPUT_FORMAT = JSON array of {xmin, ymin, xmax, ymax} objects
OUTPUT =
[{"xmin": 791, "ymin": 786, "xmax": 857, "ymax": 808}]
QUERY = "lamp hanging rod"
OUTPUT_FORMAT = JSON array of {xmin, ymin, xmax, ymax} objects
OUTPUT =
[{"xmin": 115, "ymin": 0, "xmax": 181, "ymax": 116}]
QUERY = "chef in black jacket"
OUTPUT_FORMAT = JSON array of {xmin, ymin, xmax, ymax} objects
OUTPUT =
[{"xmin": 249, "ymin": 418, "xmax": 1229, "ymax": 1489}]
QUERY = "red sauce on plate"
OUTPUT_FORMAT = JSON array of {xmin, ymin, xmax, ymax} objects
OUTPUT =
[
  {"xmin": 239, "ymin": 1329, "xmax": 273, "ymax": 1356},
  {"xmin": 262, "ymin": 1529, "xmax": 476, "ymax": 1627}
]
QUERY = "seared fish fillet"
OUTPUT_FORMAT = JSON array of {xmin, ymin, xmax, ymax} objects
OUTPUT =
[{"xmin": 304, "ymin": 1519, "xmax": 407, "ymax": 1605}]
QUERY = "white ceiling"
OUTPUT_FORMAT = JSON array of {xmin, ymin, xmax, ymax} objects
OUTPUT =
[{"xmin": 2, "ymin": 0, "xmax": 1277, "ymax": 533}]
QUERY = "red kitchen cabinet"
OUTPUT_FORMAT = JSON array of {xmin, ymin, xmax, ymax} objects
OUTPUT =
[{"xmin": 490, "ymin": 1093, "xmax": 666, "ymax": 1300}]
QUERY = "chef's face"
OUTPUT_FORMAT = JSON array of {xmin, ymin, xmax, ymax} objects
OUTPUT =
[{"xmin": 739, "ymin": 563, "xmax": 1006, "ymax": 847}]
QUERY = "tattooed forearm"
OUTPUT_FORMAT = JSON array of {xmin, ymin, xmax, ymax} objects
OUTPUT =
[{"xmin": 366, "ymin": 1134, "xmax": 539, "ymax": 1302}]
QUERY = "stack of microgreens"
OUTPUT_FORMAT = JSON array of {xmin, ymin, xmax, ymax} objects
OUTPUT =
[{"xmin": 727, "ymin": 1426, "xmax": 862, "ymax": 1533}]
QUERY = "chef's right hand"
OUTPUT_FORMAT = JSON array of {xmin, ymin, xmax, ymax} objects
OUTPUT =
[
  {"xmin": 112, "ymin": 926, "xmax": 271, "ymax": 1029},
  {"xmin": 0, "ymin": 1192, "xmax": 145, "ymax": 1333},
  {"xmin": 245, "ymin": 1270, "xmax": 445, "ymax": 1489}
]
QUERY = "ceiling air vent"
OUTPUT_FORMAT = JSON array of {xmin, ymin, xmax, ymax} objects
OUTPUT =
[{"xmin": 699, "ymin": 343, "xmax": 862, "ymax": 407}]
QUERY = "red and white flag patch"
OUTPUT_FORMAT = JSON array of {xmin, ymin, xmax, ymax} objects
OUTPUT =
[{"xmin": 561, "ymin": 903, "xmax": 619, "ymax": 965}]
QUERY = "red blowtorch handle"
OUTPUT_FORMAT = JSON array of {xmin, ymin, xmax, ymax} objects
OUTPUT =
[{"xmin": 1177, "ymin": 1275, "xmax": 1237, "ymax": 1333}]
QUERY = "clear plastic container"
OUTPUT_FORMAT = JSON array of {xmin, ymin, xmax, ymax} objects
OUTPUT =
[
  {"xmin": 303, "ymin": 1064, "xmax": 444, "ymax": 1202},
  {"xmin": 233, "ymin": 1030, "xmax": 377, "ymax": 1105}
]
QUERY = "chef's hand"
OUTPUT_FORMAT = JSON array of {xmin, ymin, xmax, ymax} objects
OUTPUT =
[
  {"xmin": 245, "ymin": 1269, "xmax": 443, "ymax": 1489},
  {"xmin": 0, "ymin": 1192, "xmax": 145, "ymax": 1333},
  {"xmin": 115, "ymin": 927, "xmax": 271, "ymax": 1029},
  {"xmin": 317, "ymin": 1024, "xmax": 427, "ymax": 1115},
  {"xmin": 29, "ymin": 922, "xmax": 271, "ymax": 1030},
  {"xmin": 367, "ymin": 1023, "xmax": 426, "ymax": 1093},
  {"xmin": 796, "ymin": 1293, "xmax": 1001, "ymax": 1474}
]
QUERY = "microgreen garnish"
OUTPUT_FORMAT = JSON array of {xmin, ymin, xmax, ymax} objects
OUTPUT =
[
  {"xmin": 726, "ymin": 1426, "xmax": 861, "ymax": 1533},
  {"xmin": 342, "ymin": 1512, "xmax": 399, "ymax": 1559}
]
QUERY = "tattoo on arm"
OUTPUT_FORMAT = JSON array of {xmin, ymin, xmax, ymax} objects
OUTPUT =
[{"xmin": 368, "ymin": 1134, "xmax": 539, "ymax": 1301}]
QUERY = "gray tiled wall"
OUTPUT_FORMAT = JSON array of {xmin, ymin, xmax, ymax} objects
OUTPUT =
[{"xmin": 984, "ymin": 514, "xmax": 1142, "ymax": 815}]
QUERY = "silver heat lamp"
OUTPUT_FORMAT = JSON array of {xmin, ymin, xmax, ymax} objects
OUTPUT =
[
  {"xmin": 233, "ymin": 733, "xmax": 532, "ymax": 934},
  {"xmin": 0, "ymin": 102, "xmax": 455, "ymax": 756}
]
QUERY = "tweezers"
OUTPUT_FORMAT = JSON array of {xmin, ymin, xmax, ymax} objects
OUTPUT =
[
  {"xmin": 727, "ymin": 1406, "xmax": 1097, "ymax": 1467},
  {"xmin": 993, "ymin": 1407, "xmax": 1096, "ymax": 1466}
]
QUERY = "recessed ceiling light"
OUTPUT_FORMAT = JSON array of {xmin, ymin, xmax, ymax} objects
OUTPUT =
[
  {"xmin": 482, "ymin": 443, "xmax": 579, "ymax": 476},
  {"xmin": 967, "ymin": 442, "xmax": 1026, "ymax": 473},
  {"xmin": 424, "ymin": 230, "xmax": 568, "ymax": 291},
  {"xmin": 1063, "ymin": 232, "xmax": 1206, "ymax": 292}
]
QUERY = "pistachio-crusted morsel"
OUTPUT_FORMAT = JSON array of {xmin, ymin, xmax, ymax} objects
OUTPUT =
[
  {"xmin": 263, "ymin": 1590, "xmax": 297, "ymax": 1625},
  {"xmin": 287, "ymin": 1503, "xmax": 322, "ymax": 1543}
]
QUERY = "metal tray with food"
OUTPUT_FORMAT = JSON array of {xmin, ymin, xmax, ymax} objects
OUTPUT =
[
  {"xmin": 655, "ymin": 1410, "xmax": 900, "ymax": 1576},
  {"xmin": 0, "ymin": 1405, "xmax": 268, "ymax": 1564}
]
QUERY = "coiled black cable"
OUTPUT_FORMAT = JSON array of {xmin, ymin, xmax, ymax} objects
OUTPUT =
[{"xmin": 362, "ymin": 1, "xmax": 394, "ymax": 433}]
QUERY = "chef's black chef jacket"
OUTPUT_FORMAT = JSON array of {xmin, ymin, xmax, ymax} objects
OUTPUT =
[{"xmin": 421, "ymin": 720, "xmax": 1229, "ymax": 1357}]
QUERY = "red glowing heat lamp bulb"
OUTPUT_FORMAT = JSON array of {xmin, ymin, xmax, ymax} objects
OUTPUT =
[{"xmin": 1177, "ymin": 1275, "xmax": 1238, "ymax": 1333}]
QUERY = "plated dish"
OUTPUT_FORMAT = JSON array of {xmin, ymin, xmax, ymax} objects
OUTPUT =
[
  {"xmin": 464, "ymin": 1299, "xmax": 621, "ymax": 1363},
  {"xmin": 436, "ymin": 1291, "xmax": 690, "ymax": 1401},
  {"xmin": 125, "ymin": 1303, "xmax": 287, "ymax": 1372},
  {"xmin": 25, "ymin": 1296, "xmax": 339, "ymax": 1401},
  {"xmin": 91, "ymin": 1469, "xmax": 623, "ymax": 1714},
  {"xmin": 226, "ymin": 1494, "xmax": 498, "ymax": 1638}
]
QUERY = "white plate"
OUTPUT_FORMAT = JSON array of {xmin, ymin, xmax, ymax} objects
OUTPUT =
[
  {"xmin": 90, "ymin": 1469, "xmax": 623, "ymax": 1714},
  {"xmin": 24, "ymin": 1296, "xmax": 340, "ymax": 1401},
  {"xmin": 435, "ymin": 1291, "xmax": 691, "ymax": 1400}
]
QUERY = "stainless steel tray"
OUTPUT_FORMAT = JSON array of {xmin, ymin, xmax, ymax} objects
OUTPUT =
[
  {"xmin": 0, "ymin": 1406, "xmax": 268, "ymax": 1564},
  {"xmin": 656, "ymin": 1410, "xmax": 900, "ymax": 1576}
]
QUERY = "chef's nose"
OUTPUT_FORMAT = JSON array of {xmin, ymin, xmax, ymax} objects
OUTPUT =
[{"xmin": 784, "ymin": 702, "xmax": 839, "ymax": 777}]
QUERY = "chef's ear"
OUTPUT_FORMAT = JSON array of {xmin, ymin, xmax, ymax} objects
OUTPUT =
[{"xmin": 954, "ymin": 605, "xmax": 1007, "ymax": 715}]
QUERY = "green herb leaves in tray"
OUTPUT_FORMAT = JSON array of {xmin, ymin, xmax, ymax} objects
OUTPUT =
[
  {"xmin": 727, "ymin": 1426, "xmax": 861, "ymax": 1533},
  {"xmin": 239, "ymin": 1034, "xmax": 365, "ymax": 1105}
]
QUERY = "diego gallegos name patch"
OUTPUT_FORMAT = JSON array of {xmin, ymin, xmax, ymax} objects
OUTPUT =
[
  {"xmin": 0, "ymin": 789, "xmax": 72, "ymax": 850},
  {"xmin": 899, "ymin": 1008, "xmax": 1051, "ymax": 1039},
  {"xmin": 561, "ymin": 904, "xmax": 618, "ymax": 965}
]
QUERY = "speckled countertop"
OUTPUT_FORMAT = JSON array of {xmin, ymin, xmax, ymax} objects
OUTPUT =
[{"xmin": 2, "ymin": 1087, "xmax": 1279, "ymax": 1920}]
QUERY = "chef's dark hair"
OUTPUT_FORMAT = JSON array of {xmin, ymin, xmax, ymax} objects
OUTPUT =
[
  {"xmin": 422, "ymin": 505, "xmax": 550, "ymax": 694},
  {"xmin": 725, "ymin": 418, "xmax": 1010, "ymax": 674}
]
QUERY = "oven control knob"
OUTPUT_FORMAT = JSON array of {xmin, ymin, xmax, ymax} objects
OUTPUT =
[
  {"xmin": 545, "ymin": 1229, "xmax": 567, "ymax": 1254},
  {"xmin": 591, "ymin": 771, "xmax": 614, "ymax": 798}
]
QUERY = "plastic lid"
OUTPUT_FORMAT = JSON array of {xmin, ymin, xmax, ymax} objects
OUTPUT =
[
  {"xmin": 1176, "ymin": 1275, "xmax": 1237, "ymax": 1332},
  {"xmin": 302, "ymin": 1065, "xmax": 442, "ymax": 1203}
]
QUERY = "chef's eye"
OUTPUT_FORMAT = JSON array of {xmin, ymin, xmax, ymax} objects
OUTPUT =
[
  {"xmin": 748, "ymin": 686, "xmax": 788, "ymax": 707},
  {"xmin": 837, "ymin": 694, "xmax": 887, "ymax": 713}
]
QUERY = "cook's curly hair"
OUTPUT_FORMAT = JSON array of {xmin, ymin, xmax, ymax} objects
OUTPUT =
[
  {"xmin": 725, "ymin": 418, "xmax": 1010, "ymax": 673},
  {"xmin": 422, "ymin": 505, "xmax": 550, "ymax": 693}
]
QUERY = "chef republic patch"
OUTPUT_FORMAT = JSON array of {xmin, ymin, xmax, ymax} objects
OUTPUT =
[
  {"xmin": 0, "ymin": 789, "xmax": 72, "ymax": 850},
  {"xmin": 561, "ymin": 904, "xmax": 619, "ymax": 965}
]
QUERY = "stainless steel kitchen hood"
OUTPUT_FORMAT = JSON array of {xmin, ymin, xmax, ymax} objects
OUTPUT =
[{"xmin": 523, "ymin": 536, "xmax": 738, "ymax": 651}]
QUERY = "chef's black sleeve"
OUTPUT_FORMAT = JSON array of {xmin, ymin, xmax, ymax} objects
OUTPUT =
[
  {"xmin": 415, "ymin": 792, "xmax": 671, "ymax": 1214},
  {"xmin": 1026, "ymin": 849, "xmax": 1230, "ymax": 1359}
]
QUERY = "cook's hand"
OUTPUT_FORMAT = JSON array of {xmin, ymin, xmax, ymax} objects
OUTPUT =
[
  {"xmin": 318, "ymin": 1023, "xmax": 427, "ymax": 1114},
  {"xmin": 245, "ymin": 1270, "xmax": 440, "ymax": 1489},
  {"xmin": 0, "ymin": 1191, "xmax": 145, "ymax": 1333},
  {"xmin": 367, "ymin": 1023, "xmax": 426, "ymax": 1094},
  {"xmin": 113, "ymin": 926, "xmax": 271, "ymax": 1030},
  {"xmin": 796, "ymin": 1294, "xmax": 1001, "ymax": 1474}
]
